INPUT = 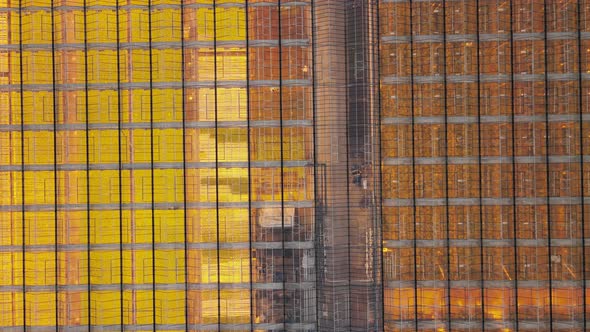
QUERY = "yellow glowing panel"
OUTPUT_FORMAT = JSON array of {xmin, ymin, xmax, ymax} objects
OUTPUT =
[
  {"xmin": 87, "ymin": 10, "xmax": 123, "ymax": 43},
  {"xmin": 219, "ymin": 209, "xmax": 249, "ymax": 243},
  {"xmin": 22, "ymin": 91, "xmax": 54, "ymax": 124},
  {"xmin": 24, "ymin": 171, "xmax": 54, "ymax": 204},
  {"xmin": 194, "ymin": 250, "xmax": 215, "ymax": 283},
  {"xmin": 218, "ymin": 128, "xmax": 248, "ymax": 162},
  {"xmin": 25, "ymin": 291, "xmax": 55, "ymax": 326},
  {"xmin": 217, "ymin": 168, "xmax": 248, "ymax": 202},
  {"xmin": 57, "ymin": 171, "xmax": 87, "ymax": 205},
  {"xmin": 152, "ymin": 89, "xmax": 182, "ymax": 122},
  {"xmin": 0, "ymin": 131, "xmax": 21, "ymax": 165},
  {"xmin": 0, "ymin": 13, "xmax": 7, "ymax": 45},
  {"xmin": 193, "ymin": 51, "xmax": 247, "ymax": 81},
  {"xmin": 57, "ymin": 131, "xmax": 86, "ymax": 164},
  {"xmin": 54, "ymin": 10, "xmax": 84, "ymax": 43},
  {"xmin": 194, "ymin": 219, "xmax": 215, "ymax": 243},
  {"xmin": 195, "ymin": 89, "xmax": 216, "ymax": 121},
  {"xmin": 152, "ymin": 0, "xmax": 183, "ymax": 4},
  {"xmin": 58, "ymin": 291, "xmax": 89, "ymax": 326},
  {"xmin": 90, "ymin": 211, "xmax": 120, "ymax": 244},
  {"xmin": 25, "ymin": 252, "xmax": 56, "ymax": 286},
  {"xmin": 57, "ymin": 211, "xmax": 88, "ymax": 245},
  {"xmin": 129, "ymin": 129, "xmax": 152, "ymax": 163},
  {"xmin": 220, "ymin": 290, "xmax": 250, "ymax": 324},
  {"xmin": 191, "ymin": 290, "xmax": 218, "ymax": 323},
  {"xmin": 0, "ymin": 252, "xmax": 23, "ymax": 285},
  {"xmin": 215, "ymin": 7, "xmax": 246, "ymax": 41},
  {"xmin": 122, "ymin": 210, "xmax": 153, "ymax": 243},
  {"xmin": 195, "ymin": 8, "xmax": 214, "ymax": 41},
  {"xmin": 185, "ymin": 169, "xmax": 217, "ymax": 202},
  {"xmin": 0, "ymin": 52, "xmax": 21, "ymax": 85},
  {"xmin": 57, "ymin": 91, "xmax": 86, "ymax": 123},
  {"xmin": 154, "ymin": 250, "xmax": 185, "ymax": 284},
  {"xmin": 219, "ymin": 250, "xmax": 249, "ymax": 283},
  {"xmin": 24, "ymin": 212, "xmax": 55, "ymax": 245},
  {"xmin": 20, "ymin": 11, "xmax": 52, "ymax": 44},
  {"xmin": 155, "ymin": 210, "xmax": 184, "ymax": 243},
  {"xmin": 130, "ymin": 50, "xmax": 152, "ymax": 82},
  {"xmin": 87, "ymin": 90, "xmax": 120, "ymax": 124},
  {"xmin": 129, "ymin": 90, "xmax": 152, "ymax": 122},
  {"xmin": 152, "ymin": 9, "xmax": 181, "ymax": 42},
  {"xmin": 9, "ymin": 14, "xmax": 20, "ymax": 45},
  {"xmin": 192, "ymin": 129, "xmax": 216, "ymax": 161},
  {"xmin": 153, "ymin": 169, "xmax": 183, "ymax": 203},
  {"xmin": 198, "ymin": 249, "xmax": 249, "ymax": 283},
  {"xmin": 217, "ymin": 88, "xmax": 247, "ymax": 120},
  {"xmin": 0, "ymin": 212, "xmax": 22, "ymax": 246},
  {"xmin": 155, "ymin": 290, "xmax": 185, "ymax": 325},
  {"xmin": 184, "ymin": 128, "xmax": 212, "ymax": 161},
  {"xmin": 24, "ymin": 131, "xmax": 54, "ymax": 164},
  {"xmin": 88, "ymin": 50, "xmax": 120, "ymax": 84},
  {"xmin": 123, "ymin": 251, "xmax": 154, "ymax": 284},
  {"xmin": 154, "ymin": 129, "xmax": 183, "ymax": 162},
  {"xmin": 153, "ymin": 49, "xmax": 182, "ymax": 82},
  {"xmin": 127, "ymin": 0, "xmax": 149, "ymax": 5},
  {"xmin": 123, "ymin": 290, "xmax": 154, "ymax": 325},
  {"xmin": 0, "ymin": 172, "xmax": 22, "ymax": 205},
  {"xmin": 22, "ymin": 0, "xmax": 52, "ymax": 6},
  {"xmin": 0, "ymin": 51, "xmax": 8, "ymax": 83},
  {"xmin": 217, "ymin": 50, "xmax": 247, "ymax": 80},
  {"xmin": 90, "ymin": 250, "xmax": 121, "ymax": 285},
  {"xmin": 9, "ymin": 53, "xmax": 20, "ymax": 83},
  {"xmin": 58, "ymin": 252, "xmax": 88, "ymax": 285},
  {"xmin": 129, "ymin": 9, "xmax": 150, "ymax": 43},
  {"xmin": 59, "ymin": 0, "xmax": 83, "ymax": 5},
  {"xmin": 22, "ymin": 51, "xmax": 53, "ymax": 83},
  {"xmin": 89, "ymin": 130, "xmax": 126, "ymax": 163},
  {"xmin": 90, "ymin": 291, "xmax": 121, "ymax": 325},
  {"xmin": 186, "ymin": 209, "xmax": 216, "ymax": 243},
  {"xmin": 89, "ymin": 171, "xmax": 120, "ymax": 204},
  {"xmin": 0, "ymin": 292, "xmax": 24, "ymax": 326},
  {"xmin": 0, "ymin": 92, "xmax": 14, "ymax": 124},
  {"xmin": 88, "ymin": 130, "xmax": 118, "ymax": 163},
  {"xmin": 196, "ymin": 88, "xmax": 247, "ymax": 121},
  {"xmin": 195, "ymin": 53, "xmax": 215, "ymax": 81}
]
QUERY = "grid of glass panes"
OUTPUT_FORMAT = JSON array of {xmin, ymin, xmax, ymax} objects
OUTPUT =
[
  {"xmin": 380, "ymin": 0, "xmax": 589, "ymax": 331},
  {"xmin": 0, "ymin": 0, "xmax": 315, "ymax": 330}
]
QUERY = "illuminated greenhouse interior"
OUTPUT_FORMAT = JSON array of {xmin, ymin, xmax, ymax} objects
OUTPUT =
[{"xmin": 0, "ymin": 0, "xmax": 589, "ymax": 331}]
